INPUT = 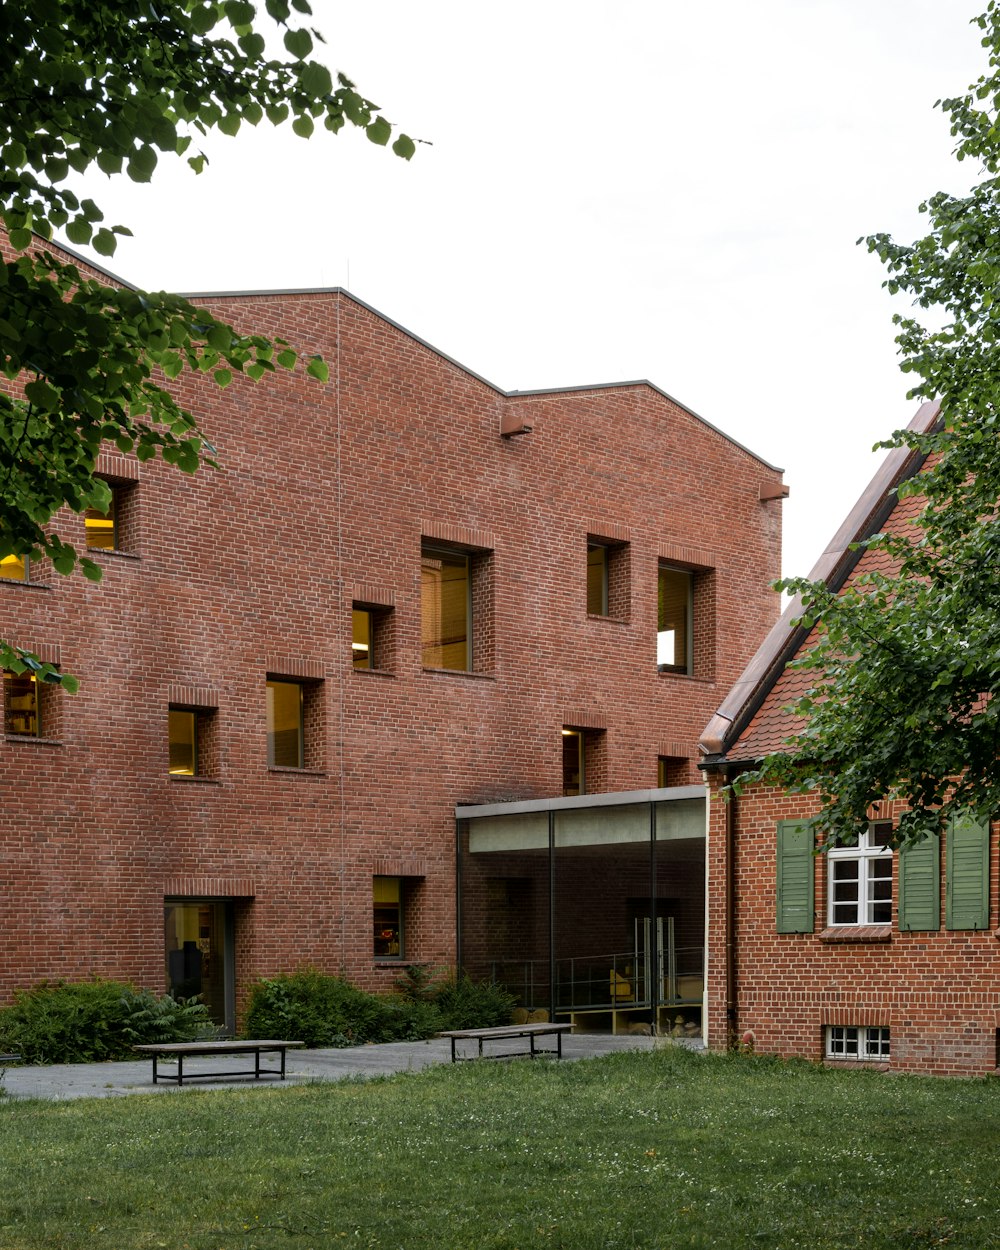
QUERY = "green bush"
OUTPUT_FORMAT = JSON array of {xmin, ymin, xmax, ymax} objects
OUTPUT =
[
  {"xmin": 244, "ymin": 971, "xmax": 394, "ymax": 1047},
  {"xmin": 0, "ymin": 980, "xmax": 214, "ymax": 1064},
  {"xmin": 433, "ymin": 976, "xmax": 517, "ymax": 1030},
  {"xmin": 245, "ymin": 968, "xmax": 523, "ymax": 1047}
]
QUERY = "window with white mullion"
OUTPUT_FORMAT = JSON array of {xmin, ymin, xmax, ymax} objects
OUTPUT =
[
  {"xmin": 826, "ymin": 1026, "xmax": 890, "ymax": 1060},
  {"xmin": 827, "ymin": 822, "xmax": 894, "ymax": 926}
]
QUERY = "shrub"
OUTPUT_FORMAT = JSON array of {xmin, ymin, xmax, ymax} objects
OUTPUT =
[
  {"xmin": 0, "ymin": 980, "xmax": 214, "ymax": 1064},
  {"xmin": 433, "ymin": 976, "xmax": 517, "ymax": 1030},
  {"xmin": 244, "ymin": 970, "xmax": 397, "ymax": 1047}
]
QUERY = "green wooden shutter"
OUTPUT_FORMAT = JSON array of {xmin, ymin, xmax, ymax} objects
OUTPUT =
[
  {"xmin": 899, "ymin": 831, "xmax": 940, "ymax": 932},
  {"xmin": 776, "ymin": 819, "xmax": 815, "ymax": 933},
  {"xmin": 945, "ymin": 814, "xmax": 990, "ymax": 931}
]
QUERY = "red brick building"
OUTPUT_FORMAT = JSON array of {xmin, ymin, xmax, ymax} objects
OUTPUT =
[
  {"xmin": 1, "ymin": 243, "xmax": 785, "ymax": 1031},
  {"xmin": 700, "ymin": 401, "xmax": 1000, "ymax": 1076}
]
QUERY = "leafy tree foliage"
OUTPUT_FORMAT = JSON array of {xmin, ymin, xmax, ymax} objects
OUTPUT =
[
  {"xmin": 742, "ymin": 4, "xmax": 1000, "ymax": 848},
  {"xmin": 0, "ymin": 0, "xmax": 414, "ymax": 684}
]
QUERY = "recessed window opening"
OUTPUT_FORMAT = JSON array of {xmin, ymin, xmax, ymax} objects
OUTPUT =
[
  {"xmin": 422, "ymin": 546, "xmax": 471, "ymax": 671},
  {"xmin": 85, "ymin": 489, "xmax": 118, "ymax": 550},
  {"xmin": 267, "ymin": 679, "xmax": 304, "ymax": 768},
  {"xmin": 658, "ymin": 566, "xmax": 693, "ymax": 674},
  {"xmin": 828, "ymin": 822, "xmax": 893, "ymax": 926},
  {"xmin": 4, "ymin": 671, "xmax": 39, "ymax": 736},
  {"xmin": 586, "ymin": 544, "xmax": 608, "ymax": 616},
  {"xmin": 373, "ymin": 876, "xmax": 403, "ymax": 958},
  {"xmin": 826, "ymin": 1026, "xmax": 890, "ymax": 1060},
  {"xmin": 0, "ymin": 553, "xmax": 27, "ymax": 581},
  {"xmin": 562, "ymin": 728, "xmax": 584, "ymax": 796},
  {"xmin": 352, "ymin": 608, "xmax": 373, "ymax": 670},
  {"xmin": 169, "ymin": 709, "xmax": 198, "ymax": 775}
]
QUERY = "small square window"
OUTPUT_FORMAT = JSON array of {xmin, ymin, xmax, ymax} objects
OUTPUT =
[
  {"xmin": 373, "ymin": 876, "xmax": 403, "ymax": 958},
  {"xmin": 658, "ymin": 756, "xmax": 688, "ymax": 787},
  {"xmin": 0, "ymin": 553, "xmax": 28, "ymax": 582},
  {"xmin": 4, "ymin": 671, "xmax": 39, "ymax": 736}
]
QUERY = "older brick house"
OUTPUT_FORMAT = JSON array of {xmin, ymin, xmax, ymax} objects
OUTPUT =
[
  {"xmin": 699, "ymin": 400, "xmax": 1000, "ymax": 1076},
  {"xmin": 1, "ymin": 240, "xmax": 785, "ymax": 1031}
]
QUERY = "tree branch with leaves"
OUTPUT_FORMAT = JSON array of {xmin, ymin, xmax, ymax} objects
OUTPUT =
[
  {"xmin": 0, "ymin": 0, "xmax": 415, "ymax": 687},
  {"xmin": 737, "ymin": 2, "xmax": 1000, "ymax": 848}
]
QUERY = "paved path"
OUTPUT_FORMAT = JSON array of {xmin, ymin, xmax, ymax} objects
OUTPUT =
[{"xmin": 1, "ymin": 1032, "xmax": 669, "ymax": 1102}]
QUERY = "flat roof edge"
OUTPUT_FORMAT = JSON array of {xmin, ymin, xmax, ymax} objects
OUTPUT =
[{"xmin": 455, "ymin": 784, "xmax": 705, "ymax": 820}]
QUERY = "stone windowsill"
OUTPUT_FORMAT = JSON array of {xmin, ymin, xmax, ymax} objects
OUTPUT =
[
  {"xmin": 353, "ymin": 668, "xmax": 395, "ymax": 678},
  {"xmin": 421, "ymin": 667, "xmax": 494, "ymax": 681},
  {"xmin": 4, "ymin": 734, "xmax": 62, "ymax": 746},
  {"xmin": 169, "ymin": 774, "xmax": 222, "ymax": 785},
  {"xmin": 267, "ymin": 765, "xmax": 327, "ymax": 777},
  {"xmin": 818, "ymin": 926, "xmax": 892, "ymax": 944}
]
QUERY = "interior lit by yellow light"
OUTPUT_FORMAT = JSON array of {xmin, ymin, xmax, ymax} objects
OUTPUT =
[{"xmin": 0, "ymin": 553, "xmax": 26, "ymax": 581}]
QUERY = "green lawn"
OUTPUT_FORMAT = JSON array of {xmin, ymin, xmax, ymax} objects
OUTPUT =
[{"xmin": 1, "ymin": 1047, "xmax": 998, "ymax": 1249}]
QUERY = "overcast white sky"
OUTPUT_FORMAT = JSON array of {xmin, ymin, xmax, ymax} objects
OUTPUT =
[{"xmin": 69, "ymin": 0, "xmax": 987, "ymax": 582}]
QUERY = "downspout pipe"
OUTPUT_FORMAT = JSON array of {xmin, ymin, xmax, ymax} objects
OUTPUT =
[{"xmin": 724, "ymin": 764, "xmax": 738, "ymax": 1043}]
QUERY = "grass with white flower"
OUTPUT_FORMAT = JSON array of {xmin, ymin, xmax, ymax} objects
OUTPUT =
[{"xmin": 1, "ymin": 1046, "xmax": 998, "ymax": 1249}]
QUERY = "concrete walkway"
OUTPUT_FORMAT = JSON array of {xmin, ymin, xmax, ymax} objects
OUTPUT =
[{"xmin": 0, "ymin": 1032, "xmax": 666, "ymax": 1102}]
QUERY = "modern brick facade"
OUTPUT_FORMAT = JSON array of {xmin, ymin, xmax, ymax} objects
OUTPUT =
[
  {"xmin": 1, "ymin": 240, "xmax": 785, "ymax": 1029},
  {"xmin": 700, "ymin": 402, "xmax": 1000, "ymax": 1076}
]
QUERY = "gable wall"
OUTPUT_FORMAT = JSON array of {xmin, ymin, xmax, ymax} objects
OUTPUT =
[{"xmin": 1, "ymin": 264, "xmax": 782, "ymax": 1015}]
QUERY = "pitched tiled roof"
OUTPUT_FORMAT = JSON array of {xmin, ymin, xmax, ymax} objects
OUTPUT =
[{"xmin": 699, "ymin": 401, "xmax": 941, "ymax": 764}]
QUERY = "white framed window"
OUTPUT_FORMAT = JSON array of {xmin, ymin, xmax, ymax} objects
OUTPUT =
[
  {"xmin": 826, "ymin": 1026, "xmax": 890, "ymax": 1061},
  {"xmin": 827, "ymin": 821, "xmax": 893, "ymax": 925}
]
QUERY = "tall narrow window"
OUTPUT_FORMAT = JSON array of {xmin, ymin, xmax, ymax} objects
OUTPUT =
[
  {"xmin": 562, "ymin": 728, "xmax": 584, "ymax": 796},
  {"xmin": 168, "ymin": 709, "xmax": 198, "ymax": 775},
  {"xmin": 0, "ymin": 553, "xmax": 27, "ymax": 581},
  {"xmin": 586, "ymin": 544, "xmax": 608, "ymax": 615},
  {"xmin": 85, "ymin": 489, "xmax": 118, "ymax": 550},
  {"xmin": 658, "ymin": 566, "xmax": 693, "ymax": 674},
  {"xmin": 422, "ymin": 546, "xmax": 470, "ymax": 670},
  {"xmin": 4, "ymin": 671, "xmax": 39, "ymax": 736},
  {"xmin": 373, "ymin": 877, "xmax": 403, "ymax": 958},
  {"xmin": 267, "ymin": 680, "xmax": 304, "ymax": 768},
  {"xmin": 352, "ymin": 609, "xmax": 373, "ymax": 670}
]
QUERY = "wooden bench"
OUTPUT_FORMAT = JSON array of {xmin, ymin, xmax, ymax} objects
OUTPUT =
[
  {"xmin": 440, "ymin": 1022, "xmax": 572, "ymax": 1062},
  {"xmin": 133, "ymin": 1039, "xmax": 304, "ymax": 1086}
]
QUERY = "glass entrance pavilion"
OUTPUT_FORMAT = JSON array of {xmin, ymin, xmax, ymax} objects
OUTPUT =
[{"xmin": 456, "ymin": 786, "xmax": 706, "ymax": 1037}]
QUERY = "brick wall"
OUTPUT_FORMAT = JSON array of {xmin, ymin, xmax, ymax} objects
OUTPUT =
[
  {"xmin": 703, "ymin": 488, "xmax": 1000, "ymax": 1077},
  {"xmin": 0, "ymin": 251, "xmax": 783, "ymax": 1022},
  {"xmin": 705, "ymin": 775, "xmax": 1000, "ymax": 1076}
]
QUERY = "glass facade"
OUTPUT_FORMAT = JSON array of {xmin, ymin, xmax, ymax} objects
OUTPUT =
[{"xmin": 458, "ymin": 791, "xmax": 706, "ymax": 1036}]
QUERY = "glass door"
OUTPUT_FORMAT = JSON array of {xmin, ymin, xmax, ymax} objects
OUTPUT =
[{"xmin": 164, "ymin": 899, "xmax": 234, "ymax": 1034}]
